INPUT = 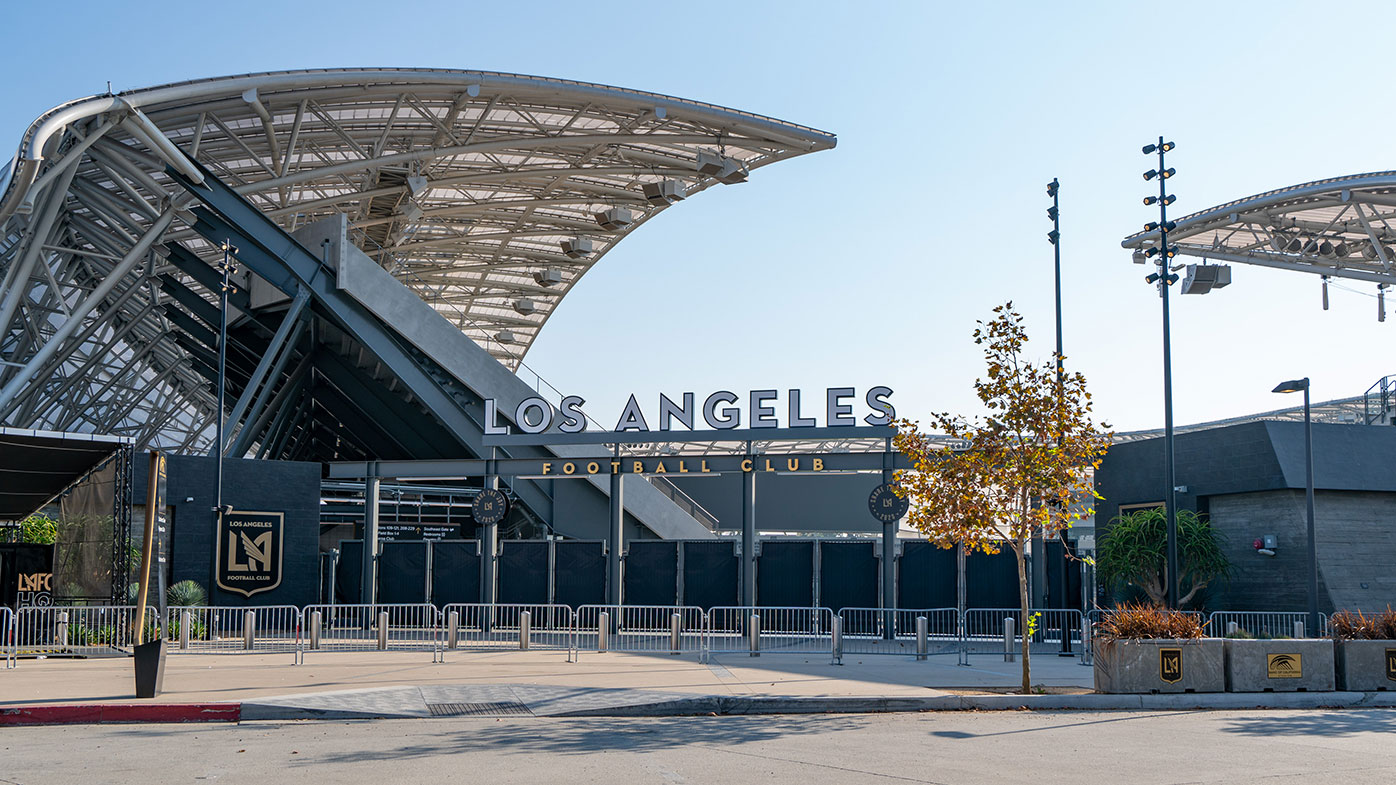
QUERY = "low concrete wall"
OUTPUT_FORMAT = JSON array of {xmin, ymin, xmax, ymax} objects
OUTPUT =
[
  {"xmin": 1094, "ymin": 639, "xmax": 1224, "ymax": 694},
  {"xmin": 1335, "ymin": 640, "xmax": 1396, "ymax": 691},
  {"xmin": 1224, "ymin": 639, "xmax": 1335, "ymax": 692}
]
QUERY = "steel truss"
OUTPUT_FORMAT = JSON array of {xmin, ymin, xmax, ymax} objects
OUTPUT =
[{"xmin": 0, "ymin": 69, "xmax": 834, "ymax": 455}]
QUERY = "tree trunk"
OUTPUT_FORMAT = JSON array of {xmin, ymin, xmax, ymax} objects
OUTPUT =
[{"xmin": 1015, "ymin": 537, "xmax": 1031, "ymax": 695}]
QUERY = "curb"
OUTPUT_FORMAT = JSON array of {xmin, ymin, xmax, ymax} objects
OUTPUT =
[{"xmin": 0, "ymin": 703, "xmax": 241, "ymax": 726}]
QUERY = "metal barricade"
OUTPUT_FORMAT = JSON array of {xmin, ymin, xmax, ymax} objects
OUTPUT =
[
  {"xmin": 439, "ymin": 604, "xmax": 574, "ymax": 659},
  {"xmin": 572, "ymin": 605, "xmax": 706, "ymax": 660},
  {"xmin": 2, "ymin": 607, "xmax": 13, "ymax": 669},
  {"xmin": 301, "ymin": 604, "xmax": 441, "ymax": 661},
  {"xmin": 836, "ymin": 608, "xmax": 960, "ymax": 657},
  {"xmin": 15, "ymin": 606, "xmax": 157, "ymax": 658},
  {"xmin": 1208, "ymin": 610, "xmax": 1324, "ymax": 639},
  {"xmin": 166, "ymin": 606, "xmax": 302, "ymax": 663},
  {"xmin": 962, "ymin": 608, "xmax": 1085, "ymax": 658},
  {"xmin": 706, "ymin": 607, "xmax": 836, "ymax": 662}
]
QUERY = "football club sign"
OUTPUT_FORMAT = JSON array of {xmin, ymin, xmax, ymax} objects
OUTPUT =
[{"xmin": 215, "ymin": 510, "xmax": 284, "ymax": 598}]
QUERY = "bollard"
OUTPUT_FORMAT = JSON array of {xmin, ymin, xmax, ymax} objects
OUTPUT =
[
  {"xmin": 831, "ymin": 614, "xmax": 843, "ymax": 664},
  {"xmin": 598, "ymin": 611, "xmax": 609, "ymax": 652},
  {"xmin": 179, "ymin": 611, "xmax": 191, "ymax": 650},
  {"xmin": 447, "ymin": 611, "xmax": 459, "ymax": 650},
  {"xmin": 56, "ymin": 611, "xmax": 69, "ymax": 647},
  {"xmin": 310, "ymin": 611, "xmax": 322, "ymax": 650},
  {"xmin": 1226, "ymin": 621, "xmax": 1238, "ymax": 637},
  {"xmin": 1003, "ymin": 617, "xmax": 1015, "ymax": 662},
  {"xmin": 749, "ymin": 613, "xmax": 761, "ymax": 657},
  {"xmin": 1294, "ymin": 620, "xmax": 1306, "ymax": 639},
  {"xmin": 243, "ymin": 611, "xmax": 256, "ymax": 651},
  {"xmin": 1080, "ymin": 618, "xmax": 1092, "ymax": 666},
  {"xmin": 377, "ymin": 611, "xmax": 389, "ymax": 651},
  {"xmin": 670, "ymin": 613, "xmax": 682, "ymax": 654},
  {"xmin": 916, "ymin": 616, "xmax": 928, "ymax": 661},
  {"xmin": 519, "ymin": 610, "xmax": 531, "ymax": 650}
]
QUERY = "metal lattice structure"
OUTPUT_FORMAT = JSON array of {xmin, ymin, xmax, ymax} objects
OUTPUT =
[
  {"xmin": 1121, "ymin": 171, "xmax": 1396, "ymax": 288},
  {"xmin": 0, "ymin": 69, "xmax": 834, "ymax": 454}
]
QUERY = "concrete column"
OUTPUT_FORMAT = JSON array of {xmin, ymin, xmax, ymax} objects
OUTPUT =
[
  {"xmin": 881, "ymin": 441, "xmax": 896, "ymax": 639},
  {"xmin": 741, "ymin": 454, "xmax": 757, "ymax": 607},
  {"xmin": 607, "ymin": 470, "xmax": 623, "ymax": 606},
  {"xmin": 361, "ymin": 466, "xmax": 380, "ymax": 605}
]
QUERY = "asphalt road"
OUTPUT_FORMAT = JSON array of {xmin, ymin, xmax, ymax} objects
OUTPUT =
[{"xmin": 4, "ymin": 709, "xmax": 1395, "ymax": 784}]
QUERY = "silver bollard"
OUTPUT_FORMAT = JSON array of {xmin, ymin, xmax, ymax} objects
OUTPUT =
[
  {"xmin": 377, "ymin": 611, "xmax": 389, "ymax": 651},
  {"xmin": 447, "ymin": 611, "xmax": 459, "ymax": 650},
  {"xmin": 1003, "ymin": 617, "xmax": 1016, "ymax": 662},
  {"xmin": 1294, "ymin": 620, "xmax": 1306, "ymax": 639},
  {"xmin": 56, "ymin": 611, "xmax": 68, "ymax": 647},
  {"xmin": 831, "ymin": 615, "xmax": 843, "ymax": 664},
  {"xmin": 916, "ymin": 616, "xmax": 928, "ymax": 661},
  {"xmin": 598, "ymin": 611, "xmax": 609, "ymax": 652},
  {"xmin": 1081, "ymin": 618, "xmax": 1092, "ymax": 666},
  {"xmin": 519, "ymin": 610, "xmax": 531, "ymax": 650},
  {"xmin": 310, "ymin": 611, "xmax": 322, "ymax": 650},
  {"xmin": 179, "ymin": 610, "xmax": 191, "ymax": 650},
  {"xmin": 243, "ymin": 611, "xmax": 256, "ymax": 651},
  {"xmin": 1226, "ymin": 621, "xmax": 1238, "ymax": 637},
  {"xmin": 749, "ymin": 613, "xmax": 761, "ymax": 657},
  {"xmin": 670, "ymin": 613, "xmax": 682, "ymax": 654}
]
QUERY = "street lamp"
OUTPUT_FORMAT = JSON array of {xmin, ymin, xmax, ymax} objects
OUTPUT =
[
  {"xmin": 1142, "ymin": 137, "xmax": 1182, "ymax": 609},
  {"xmin": 1272, "ymin": 377, "xmax": 1319, "ymax": 636}
]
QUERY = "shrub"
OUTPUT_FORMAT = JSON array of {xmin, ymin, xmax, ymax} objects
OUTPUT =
[
  {"xmin": 1329, "ymin": 607, "xmax": 1396, "ymax": 640},
  {"xmin": 1095, "ymin": 603, "xmax": 1206, "ymax": 640},
  {"xmin": 167, "ymin": 580, "xmax": 207, "ymax": 608}
]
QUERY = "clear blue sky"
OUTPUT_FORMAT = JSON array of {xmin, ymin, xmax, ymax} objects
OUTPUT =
[{"xmin": 6, "ymin": 1, "xmax": 1394, "ymax": 432}]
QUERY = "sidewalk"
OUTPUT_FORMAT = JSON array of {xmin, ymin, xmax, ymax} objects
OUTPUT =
[{"xmin": 2, "ymin": 651, "xmax": 1393, "ymax": 724}]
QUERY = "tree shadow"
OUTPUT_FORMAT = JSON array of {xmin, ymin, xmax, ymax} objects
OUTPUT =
[{"xmin": 1221, "ymin": 709, "xmax": 1396, "ymax": 738}]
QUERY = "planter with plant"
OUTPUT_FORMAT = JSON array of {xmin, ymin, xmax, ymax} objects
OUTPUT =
[
  {"xmin": 1092, "ymin": 604, "xmax": 1224, "ymax": 693},
  {"xmin": 1329, "ymin": 608, "xmax": 1396, "ymax": 691}
]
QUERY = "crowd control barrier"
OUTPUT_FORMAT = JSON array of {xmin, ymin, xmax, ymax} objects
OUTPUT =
[
  {"xmin": 1207, "ymin": 611, "xmax": 1328, "ymax": 640},
  {"xmin": 302, "ymin": 604, "xmax": 441, "ymax": 662},
  {"xmin": 167, "ymin": 606, "xmax": 303, "ymax": 664},
  {"xmin": 439, "ymin": 603, "xmax": 574, "ymax": 660},
  {"xmin": 705, "ymin": 607, "xmax": 837, "ymax": 663},
  {"xmin": 962, "ymin": 608, "xmax": 1085, "ymax": 657},
  {"xmin": 2, "ymin": 608, "xmax": 13, "ymax": 669},
  {"xmin": 572, "ymin": 605, "xmax": 706, "ymax": 660},
  {"xmin": 15, "ymin": 606, "xmax": 156, "ymax": 658},
  {"xmin": 837, "ymin": 608, "xmax": 960, "ymax": 658}
]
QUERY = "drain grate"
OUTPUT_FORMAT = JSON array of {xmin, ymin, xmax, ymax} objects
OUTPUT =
[{"xmin": 427, "ymin": 701, "xmax": 533, "ymax": 717}]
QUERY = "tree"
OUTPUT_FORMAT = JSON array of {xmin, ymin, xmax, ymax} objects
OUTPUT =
[
  {"xmin": 1096, "ymin": 507, "xmax": 1229, "ymax": 608},
  {"xmin": 894, "ymin": 303, "xmax": 1111, "ymax": 694},
  {"xmin": 14, "ymin": 513, "xmax": 58, "ymax": 544}
]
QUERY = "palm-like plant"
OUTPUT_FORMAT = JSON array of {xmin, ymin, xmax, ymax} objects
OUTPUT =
[{"xmin": 1097, "ymin": 507, "xmax": 1229, "ymax": 608}]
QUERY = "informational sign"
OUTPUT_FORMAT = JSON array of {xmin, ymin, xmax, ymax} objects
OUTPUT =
[
  {"xmin": 378, "ymin": 522, "xmax": 458, "ymax": 542},
  {"xmin": 471, "ymin": 489, "xmax": 509, "ymax": 527},
  {"xmin": 1159, "ymin": 647, "xmax": 1182, "ymax": 684},
  {"xmin": 1, "ymin": 544, "xmax": 55, "ymax": 609},
  {"xmin": 868, "ymin": 483, "xmax": 909, "ymax": 523},
  {"xmin": 151, "ymin": 452, "xmax": 169, "ymax": 613},
  {"xmin": 1266, "ymin": 653, "xmax": 1302, "ymax": 679},
  {"xmin": 215, "ymin": 510, "xmax": 284, "ymax": 598}
]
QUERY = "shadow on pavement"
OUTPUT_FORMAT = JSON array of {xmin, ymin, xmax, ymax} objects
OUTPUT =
[{"xmin": 1220, "ymin": 709, "xmax": 1396, "ymax": 738}]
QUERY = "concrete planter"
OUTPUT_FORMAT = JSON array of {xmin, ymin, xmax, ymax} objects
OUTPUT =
[
  {"xmin": 1335, "ymin": 639, "xmax": 1396, "ymax": 691},
  {"xmin": 1223, "ymin": 639, "xmax": 1335, "ymax": 692},
  {"xmin": 1094, "ymin": 638, "xmax": 1224, "ymax": 694}
]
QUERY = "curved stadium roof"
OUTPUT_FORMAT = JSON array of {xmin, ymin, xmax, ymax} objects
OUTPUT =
[
  {"xmin": 1121, "ymin": 171, "xmax": 1396, "ymax": 287},
  {"xmin": 0, "ymin": 69, "xmax": 834, "ymax": 450}
]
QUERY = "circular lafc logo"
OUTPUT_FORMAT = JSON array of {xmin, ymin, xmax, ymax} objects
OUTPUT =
[
  {"xmin": 868, "ymin": 483, "xmax": 909, "ymax": 523},
  {"xmin": 472, "ymin": 488, "xmax": 510, "ymax": 526}
]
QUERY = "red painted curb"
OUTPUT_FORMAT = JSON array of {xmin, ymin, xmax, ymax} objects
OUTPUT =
[{"xmin": 0, "ymin": 703, "xmax": 241, "ymax": 725}]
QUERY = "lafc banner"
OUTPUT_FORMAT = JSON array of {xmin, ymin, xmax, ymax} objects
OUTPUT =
[{"xmin": 215, "ymin": 510, "xmax": 284, "ymax": 598}]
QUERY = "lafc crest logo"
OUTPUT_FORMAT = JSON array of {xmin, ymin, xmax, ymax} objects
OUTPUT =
[{"xmin": 215, "ymin": 511, "xmax": 284, "ymax": 597}]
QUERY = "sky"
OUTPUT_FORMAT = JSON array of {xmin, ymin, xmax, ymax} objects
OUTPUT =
[{"xmin": 4, "ymin": 1, "xmax": 1395, "ymax": 433}]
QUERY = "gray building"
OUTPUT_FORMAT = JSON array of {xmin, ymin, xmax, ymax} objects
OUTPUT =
[{"xmin": 1095, "ymin": 420, "xmax": 1396, "ymax": 613}]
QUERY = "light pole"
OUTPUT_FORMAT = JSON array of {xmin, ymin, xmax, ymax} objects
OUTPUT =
[
  {"xmin": 1047, "ymin": 178, "xmax": 1071, "ymax": 653},
  {"xmin": 1141, "ymin": 138, "xmax": 1181, "ymax": 608},
  {"xmin": 1273, "ymin": 377, "xmax": 1319, "ymax": 636}
]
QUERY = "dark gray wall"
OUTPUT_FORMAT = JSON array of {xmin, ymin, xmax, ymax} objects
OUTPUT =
[
  {"xmin": 135, "ymin": 454, "xmax": 320, "ymax": 607},
  {"xmin": 1095, "ymin": 422, "xmax": 1396, "ymax": 613},
  {"xmin": 670, "ymin": 472, "xmax": 884, "ymax": 533}
]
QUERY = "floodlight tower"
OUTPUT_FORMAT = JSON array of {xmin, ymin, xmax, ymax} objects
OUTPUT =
[{"xmin": 1141, "ymin": 138, "xmax": 1181, "ymax": 609}]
